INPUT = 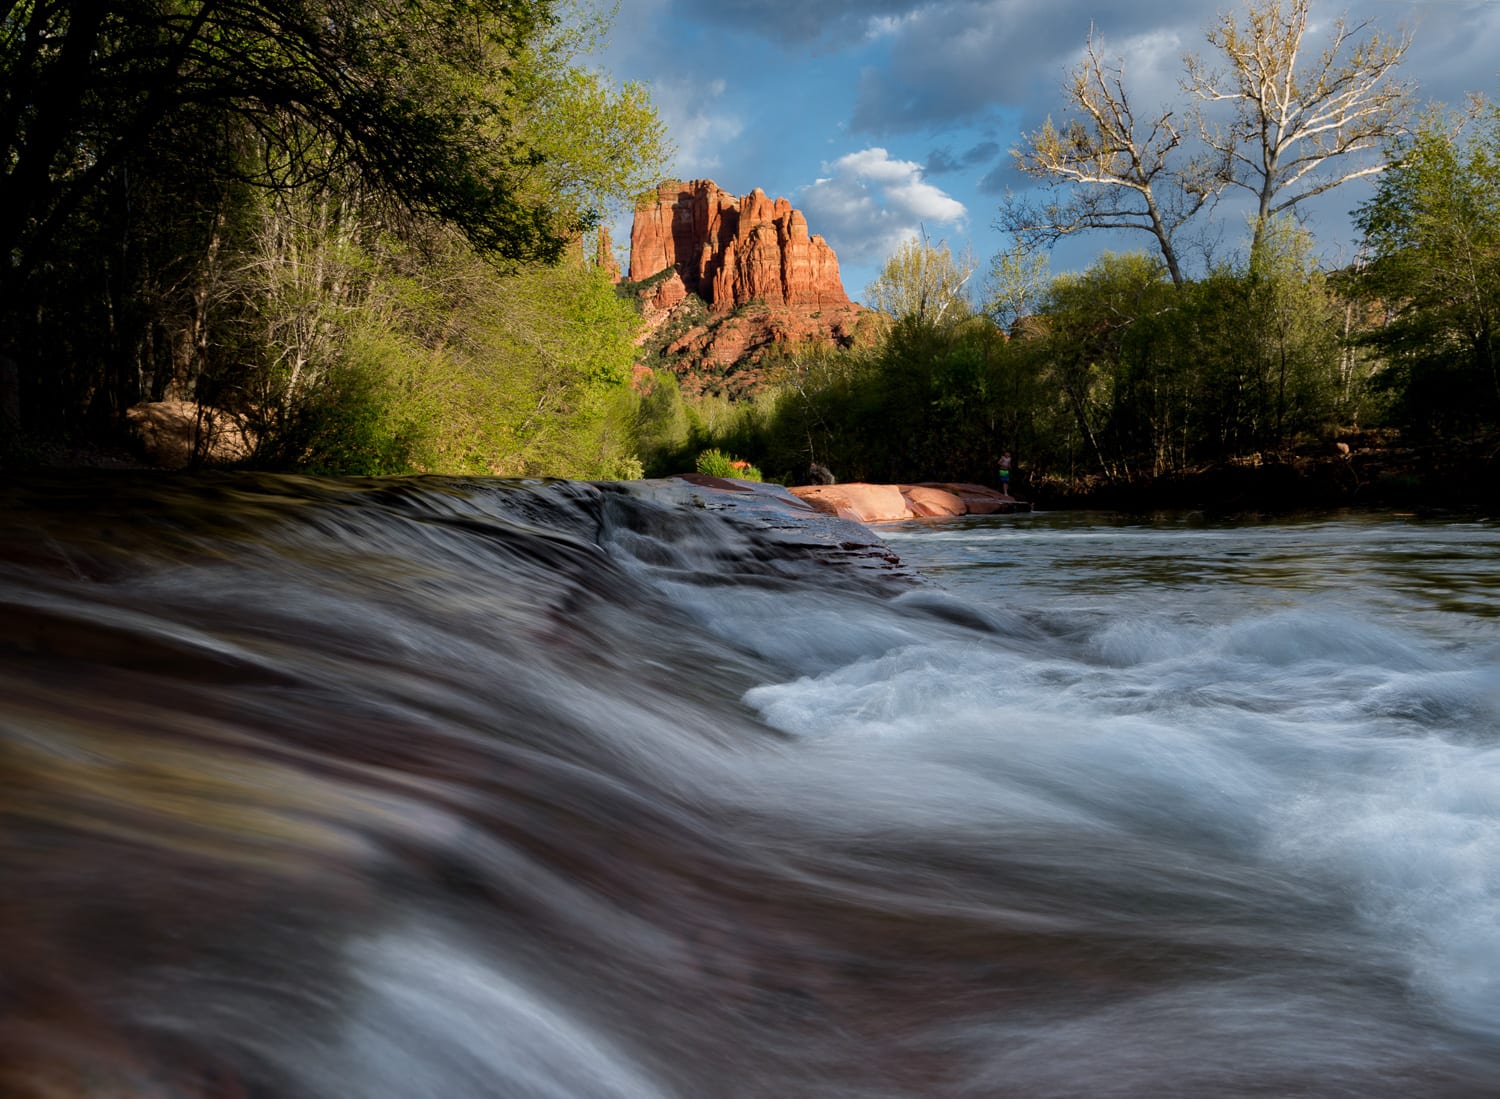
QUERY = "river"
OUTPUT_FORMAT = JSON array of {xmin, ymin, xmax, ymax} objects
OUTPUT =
[{"xmin": 2, "ymin": 476, "xmax": 1498, "ymax": 1097}]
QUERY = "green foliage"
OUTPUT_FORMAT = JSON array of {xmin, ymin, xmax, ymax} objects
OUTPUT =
[
  {"xmin": 1356, "ymin": 102, "xmax": 1500, "ymax": 436},
  {"xmin": 678, "ymin": 318, "xmax": 1028, "ymax": 487},
  {"xmin": 252, "ymin": 332, "xmax": 438, "ymax": 476},
  {"xmin": 695, "ymin": 448, "xmax": 763, "ymax": 482},
  {"xmin": 864, "ymin": 236, "xmax": 977, "ymax": 325},
  {"xmin": 388, "ymin": 250, "xmax": 645, "ymax": 478},
  {"xmin": 1, "ymin": 0, "xmax": 669, "ymax": 465},
  {"xmin": 632, "ymin": 369, "xmax": 703, "ymax": 475},
  {"xmin": 0, "ymin": 0, "xmax": 564, "ymax": 289},
  {"xmin": 1242, "ymin": 219, "xmax": 1343, "ymax": 442},
  {"xmin": 1024, "ymin": 243, "xmax": 1348, "ymax": 481},
  {"xmin": 510, "ymin": 2, "xmax": 673, "ymax": 228}
]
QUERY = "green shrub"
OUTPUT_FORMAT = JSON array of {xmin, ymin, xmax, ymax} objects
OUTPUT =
[{"xmin": 695, "ymin": 447, "xmax": 762, "ymax": 481}]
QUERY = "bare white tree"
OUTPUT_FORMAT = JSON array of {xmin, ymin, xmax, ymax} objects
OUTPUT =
[
  {"xmin": 1185, "ymin": 0, "xmax": 1413, "ymax": 253},
  {"xmin": 1002, "ymin": 29, "xmax": 1229, "ymax": 286}
]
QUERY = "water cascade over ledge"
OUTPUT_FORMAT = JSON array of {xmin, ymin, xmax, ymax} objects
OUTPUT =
[{"xmin": 3, "ymin": 473, "xmax": 1500, "ymax": 1097}]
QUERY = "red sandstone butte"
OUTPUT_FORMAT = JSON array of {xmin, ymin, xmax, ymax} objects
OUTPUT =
[
  {"xmin": 629, "ymin": 180, "xmax": 853, "ymax": 312},
  {"xmin": 628, "ymin": 181, "xmax": 870, "ymax": 394}
]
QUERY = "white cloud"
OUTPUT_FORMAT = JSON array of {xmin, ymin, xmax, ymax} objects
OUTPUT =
[
  {"xmin": 865, "ymin": 11, "xmax": 916, "ymax": 40},
  {"xmin": 799, "ymin": 146, "xmax": 967, "ymax": 264},
  {"xmin": 650, "ymin": 77, "xmax": 744, "ymax": 177}
]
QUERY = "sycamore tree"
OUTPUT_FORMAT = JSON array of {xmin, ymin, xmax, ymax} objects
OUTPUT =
[
  {"xmin": 1003, "ymin": 29, "xmax": 1228, "ymax": 286},
  {"xmin": 1001, "ymin": 0, "xmax": 1413, "ymax": 277},
  {"xmin": 1186, "ymin": 0, "xmax": 1414, "ymax": 253},
  {"xmin": 985, "ymin": 244, "xmax": 1050, "ymax": 333}
]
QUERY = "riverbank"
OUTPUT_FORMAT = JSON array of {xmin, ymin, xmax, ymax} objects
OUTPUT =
[{"xmin": 1026, "ymin": 433, "xmax": 1500, "ymax": 515}]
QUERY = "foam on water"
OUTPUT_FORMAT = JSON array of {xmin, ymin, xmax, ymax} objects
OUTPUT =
[{"xmin": 807, "ymin": 512, "xmax": 1500, "ymax": 1055}]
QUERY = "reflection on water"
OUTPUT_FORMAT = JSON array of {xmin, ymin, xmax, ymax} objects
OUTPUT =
[
  {"xmin": 884, "ymin": 509, "xmax": 1500, "ymax": 622},
  {"xmin": 3, "ymin": 478, "xmax": 1500, "ymax": 1097}
]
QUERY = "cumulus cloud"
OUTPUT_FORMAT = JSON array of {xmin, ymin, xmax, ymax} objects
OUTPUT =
[{"xmin": 799, "ymin": 147, "xmax": 967, "ymax": 264}]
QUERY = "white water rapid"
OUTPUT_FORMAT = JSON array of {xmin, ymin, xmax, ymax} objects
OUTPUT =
[{"xmin": 2, "ymin": 477, "xmax": 1498, "ymax": 1096}]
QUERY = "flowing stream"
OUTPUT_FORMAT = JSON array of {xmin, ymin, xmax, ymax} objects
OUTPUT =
[{"xmin": 3, "ymin": 475, "xmax": 1499, "ymax": 1097}]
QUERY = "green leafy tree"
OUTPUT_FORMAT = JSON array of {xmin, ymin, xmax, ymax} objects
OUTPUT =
[
  {"xmin": 0, "ymin": 0, "xmax": 558, "ymax": 294},
  {"xmin": 1240, "ymin": 217, "xmax": 1341, "ymax": 446},
  {"xmin": 863, "ymin": 234, "xmax": 977, "ymax": 325},
  {"xmin": 1, "ymin": 0, "xmax": 668, "ymax": 448},
  {"xmin": 1356, "ymin": 102, "xmax": 1500, "ymax": 435},
  {"xmin": 1030, "ymin": 252, "xmax": 1176, "ymax": 481}
]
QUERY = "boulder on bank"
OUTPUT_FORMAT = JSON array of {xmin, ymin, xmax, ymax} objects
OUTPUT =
[
  {"xmin": 901, "ymin": 486, "xmax": 967, "ymax": 518},
  {"xmin": 126, "ymin": 400, "xmax": 254, "ymax": 468},
  {"xmin": 789, "ymin": 482, "xmax": 1026, "ymax": 523},
  {"xmin": 790, "ymin": 483, "xmax": 912, "ymax": 522},
  {"xmin": 917, "ymin": 482, "xmax": 1012, "ymax": 516}
]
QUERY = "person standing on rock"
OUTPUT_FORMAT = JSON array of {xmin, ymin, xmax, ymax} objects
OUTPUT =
[{"xmin": 998, "ymin": 453, "xmax": 1012, "ymax": 498}]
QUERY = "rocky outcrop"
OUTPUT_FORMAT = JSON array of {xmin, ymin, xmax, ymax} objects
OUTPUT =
[
  {"xmin": 629, "ymin": 181, "xmax": 852, "ymax": 312},
  {"xmin": 593, "ymin": 227, "xmax": 622, "ymax": 283},
  {"xmin": 126, "ymin": 400, "xmax": 254, "ymax": 468},
  {"xmin": 627, "ymin": 180, "xmax": 871, "ymax": 397}
]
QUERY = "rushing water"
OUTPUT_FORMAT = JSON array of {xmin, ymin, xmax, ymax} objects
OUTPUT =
[{"xmin": 3, "ymin": 476, "xmax": 1500, "ymax": 1097}]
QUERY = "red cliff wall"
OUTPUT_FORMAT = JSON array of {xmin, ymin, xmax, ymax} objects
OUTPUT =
[{"xmin": 628, "ymin": 180, "xmax": 853, "ymax": 313}]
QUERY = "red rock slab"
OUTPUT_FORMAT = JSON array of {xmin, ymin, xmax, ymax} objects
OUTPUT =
[
  {"xmin": 918, "ymin": 482, "xmax": 1009, "ymax": 515},
  {"xmin": 789, "ymin": 483, "xmax": 912, "ymax": 523},
  {"xmin": 899, "ymin": 485, "xmax": 967, "ymax": 517}
]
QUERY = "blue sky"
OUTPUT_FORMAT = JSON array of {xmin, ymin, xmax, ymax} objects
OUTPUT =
[{"xmin": 594, "ymin": 1, "xmax": 1500, "ymax": 305}]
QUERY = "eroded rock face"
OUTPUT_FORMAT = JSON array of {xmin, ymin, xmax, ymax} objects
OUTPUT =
[
  {"xmin": 629, "ymin": 181, "xmax": 852, "ymax": 313},
  {"xmin": 594, "ymin": 227, "xmax": 622, "ymax": 283}
]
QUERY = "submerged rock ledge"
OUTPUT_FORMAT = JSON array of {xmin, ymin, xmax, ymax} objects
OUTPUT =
[{"xmin": 654, "ymin": 474, "xmax": 920, "ymax": 590}]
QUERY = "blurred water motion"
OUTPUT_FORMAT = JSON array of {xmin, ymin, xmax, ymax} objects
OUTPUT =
[{"xmin": 3, "ymin": 475, "xmax": 1499, "ymax": 1097}]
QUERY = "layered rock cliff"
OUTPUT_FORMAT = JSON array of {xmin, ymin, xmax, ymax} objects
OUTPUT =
[
  {"xmin": 629, "ymin": 180, "xmax": 853, "ymax": 312},
  {"xmin": 627, "ymin": 181, "xmax": 872, "ymax": 397}
]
